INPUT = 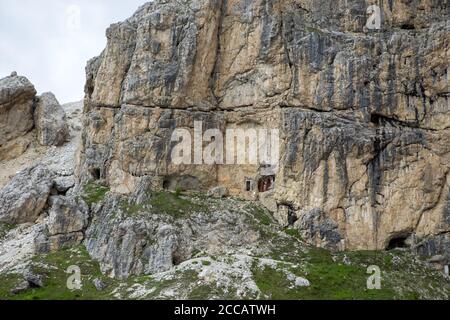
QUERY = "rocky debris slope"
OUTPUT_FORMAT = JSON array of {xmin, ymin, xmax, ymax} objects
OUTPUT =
[
  {"xmin": 0, "ymin": 99, "xmax": 83, "ymax": 273},
  {"xmin": 77, "ymin": 0, "xmax": 450, "ymax": 257}
]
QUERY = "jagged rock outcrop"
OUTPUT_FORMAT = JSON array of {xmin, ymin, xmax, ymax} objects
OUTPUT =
[
  {"xmin": 0, "ymin": 165, "xmax": 54, "ymax": 224},
  {"xmin": 85, "ymin": 194, "xmax": 259, "ymax": 279},
  {"xmin": 34, "ymin": 196, "xmax": 90, "ymax": 253},
  {"xmin": 77, "ymin": 0, "xmax": 449, "ymax": 254},
  {"xmin": 34, "ymin": 92, "xmax": 69, "ymax": 146},
  {"xmin": 0, "ymin": 73, "xmax": 70, "ymax": 164}
]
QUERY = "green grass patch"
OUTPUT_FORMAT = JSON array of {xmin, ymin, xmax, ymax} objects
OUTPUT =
[
  {"xmin": 252, "ymin": 248, "xmax": 396, "ymax": 300},
  {"xmin": 0, "ymin": 246, "xmax": 115, "ymax": 300},
  {"xmin": 246, "ymin": 204, "xmax": 273, "ymax": 226},
  {"xmin": 201, "ymin": 260, "xmax": 211, "ymax": 266},
  {"xmin": 284, "ymin": 228, "xmax": 303, "ymax": 241},
  {"xmin": 0, "ymin": 222, "xmax": 16, "ymax": 240},
  {"xmin": 120, "ymin": 191, "xmax": 208, "ymax": 219},
  {"xmin": 82, "ymin": 183, "xmax": 110, "ymax": 206}
]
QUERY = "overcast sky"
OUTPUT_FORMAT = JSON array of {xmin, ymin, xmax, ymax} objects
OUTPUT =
[{"xmin": 0, "ymin": 0, "xmax": 148, "ymax": 103}]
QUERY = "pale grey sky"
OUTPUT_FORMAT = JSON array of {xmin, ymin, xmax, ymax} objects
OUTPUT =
[{"xmin": 0, "ymin": 0, "xmax": 148, "ymax": 103}]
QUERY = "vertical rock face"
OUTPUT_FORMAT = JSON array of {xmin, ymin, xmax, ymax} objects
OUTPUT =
[
  {"xmin": 78, "ymin": 0, "xmax": 450, "ymax": 252},
  {"xmin": 34, "ymin": 92, "xmax": 69, "ymax": 146}
]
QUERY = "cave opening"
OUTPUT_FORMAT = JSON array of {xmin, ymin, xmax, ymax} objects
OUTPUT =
[
  {"xmin": 172, "ymin": 251, "xmax": 182, "ymax": 266},
  {"xmin": 400, "ymin": 23, "xmax": 415, "ymax": 30},
  {"xmin": 163, "ymin": 179, "xmax": 171, "ymax": 190},
  {"xmin": 90, "ymin": 168, "xmax": 101, "ymax": 180},
  {"xmin": 387, "ymin": 235, "xmax": 410, "ymax": 250},
  {"xmin": 370, "ymin": 114, "xmax": 383, "ymax": 126}
]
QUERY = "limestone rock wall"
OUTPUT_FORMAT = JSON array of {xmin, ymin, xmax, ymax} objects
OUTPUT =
[{"xmin": 78, "ymin": 0, "xmax": 450, "ymax": 252}]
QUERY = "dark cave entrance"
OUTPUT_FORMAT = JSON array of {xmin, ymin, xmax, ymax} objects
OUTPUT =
[
  {"xmin": 90, "ymin": 168, "xmax": 101, "ymax": 180},
  {"xmin": 370, "ymin": 114, "xmax": 383, "ymax": 126},
  {"xmin": 172, "ymin": 251, "xmax": 183, "ymax": 266},
  {"xmin": 386, "ymin": 234, "xmax": 410, "ymax": 250}
]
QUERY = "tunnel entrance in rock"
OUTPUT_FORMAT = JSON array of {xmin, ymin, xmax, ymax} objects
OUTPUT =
[
  {"xmin": 163, "ymin": 179, "xmax": 171, "ymax": 190},
  {"xmin": 90, "ymin": 168, "xmax": 101, "ymax": 180},
  {"xmin": 370, "ymin": 114, "xmax": 383, "ymax": 126},
  {"xmin": 258, "ymin": 175, "xmax": 275, "ymax": 193},
  {"xmin": 387, "ymin": 234, "xmax": 410, "ymax": 250}
]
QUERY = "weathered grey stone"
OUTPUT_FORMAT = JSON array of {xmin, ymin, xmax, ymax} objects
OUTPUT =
[
  {"xmin": 0, "ymin": 165, "xmax": 53, "ymax": 224},
  {"xmin": 93, "ymin": 278, "xmax": 107, "ymax": 291},
  {"xmin": 0, "ymin": 74, "xmax": 36, "ymax": 142},
  {"xmin": 0, "ymin": 74, "xmax": 36, "ymax": 159},
  {"xmin": 295, "ymin": 208, "xmax": 342, "ymax": 250},
  {"xmin": 47, "ymin": 196, "xmax": 89, "ymax": 236},
  {"xmin": 31, "ymin": 196, "xmax": 90, "ymax": 254},
  {"xmin": 53, "ymin": 176, "xmax": 75, "ymax": 193},
  {"xmin": 10, "ymin": 280, "xmax": 30, "ymax": 295},
  {"xmin": 23, "ymin": 269, "xmax": 44, "ymax": 288},
  {"xmin": 85, "ymin": 194, "xmax": 260, "ymax": 279},
  {"xmin": 34, "ymin": 92, "xmax": 69, "ymax": 146}
]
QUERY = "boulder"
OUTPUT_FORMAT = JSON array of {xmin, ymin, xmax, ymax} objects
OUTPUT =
[
  {"xmin": 34, "ymin": 92, "xmax": 69, "ymax": 146},
  {"xmin": 33, "ymin": 196, "xmax": 89, "ymax": 253},
  {"xmin": 93, "ymin": 278, "xmax": 107, "ymax": 291},
  {"xmin": 0, "ymin": 73, "xmax": 36, "ymax": 144},
  {"xmin": 53, "ymin": 176, "xmax": 75, "ymax": 194},
  {"xmin": 23, "ymin": 269, "xmax": 44, "ymax": 288},
  {"xmin": 10, "ymin": 280, "xmax": 30, "ymax": 295},
  {"xmin": 0, "ymin": 165, "xmax": 53, "ymax": 224},
  {"xmin": 46, "ymin": 196, "xmax": 89, "ymax": 236}
]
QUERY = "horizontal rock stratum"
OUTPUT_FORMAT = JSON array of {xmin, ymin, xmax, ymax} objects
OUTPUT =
[{"xmin": 77, "ymin": 0, "xmax": 449, "ymax": 253}]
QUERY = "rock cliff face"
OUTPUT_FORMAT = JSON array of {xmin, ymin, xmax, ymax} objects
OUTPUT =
[{"xmin": 77, "ymin": 0, "xmax": 449, "ymax": 253}]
